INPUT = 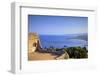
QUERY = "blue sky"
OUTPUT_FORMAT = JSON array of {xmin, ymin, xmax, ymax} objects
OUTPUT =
[{"xmin": 28, "ymin": 15, "xmax": 88, "ymax": 35}]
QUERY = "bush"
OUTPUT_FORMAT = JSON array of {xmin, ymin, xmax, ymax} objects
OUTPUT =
[{"xmin": 64, "ymin": 46, "xmax": 88, "ymax": 58}]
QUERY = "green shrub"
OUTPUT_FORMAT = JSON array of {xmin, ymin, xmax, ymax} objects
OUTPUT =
[{"xmin": 64, "ymin": 46, "xmax": 88, "ymax": 58}]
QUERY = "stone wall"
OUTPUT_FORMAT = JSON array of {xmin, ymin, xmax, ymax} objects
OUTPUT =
[{"xmin": 28, "ymin": 32, "xmax": 39, "ymax": 53}]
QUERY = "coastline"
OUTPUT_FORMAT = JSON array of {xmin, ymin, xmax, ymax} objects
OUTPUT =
[{"xmin": 28, "ymin": 32, "xmax": 87, "ymax": 60}]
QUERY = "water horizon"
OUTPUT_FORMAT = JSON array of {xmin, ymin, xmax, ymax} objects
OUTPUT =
[{"xmin": 39, "ymin": 33, "xmax": 88, "ymax": 49}]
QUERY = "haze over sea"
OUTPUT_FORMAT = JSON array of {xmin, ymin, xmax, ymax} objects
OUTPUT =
[{"xmin": 39, "ymin": 33, "xmax": 88, "ymax": 49}]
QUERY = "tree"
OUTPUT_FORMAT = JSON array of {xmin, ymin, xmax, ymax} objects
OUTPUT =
[{"xmin": 64, "ymin": 46, "xmax": 88, "ymax": 58}]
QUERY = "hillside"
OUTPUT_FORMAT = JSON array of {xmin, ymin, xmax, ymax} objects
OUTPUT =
[{"xmin": 74, "ymin": 34, "xmax": 88, "ymax": 41}]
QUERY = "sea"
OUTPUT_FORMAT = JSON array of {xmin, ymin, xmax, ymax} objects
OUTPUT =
[{"xmin": 39, "ymin": 34, "xmax": 88, "ymax": 49}]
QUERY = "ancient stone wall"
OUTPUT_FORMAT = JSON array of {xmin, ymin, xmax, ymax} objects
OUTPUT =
[{"xmin": 28, "ymin": 32, "xmax": 39, "ymax": 53}]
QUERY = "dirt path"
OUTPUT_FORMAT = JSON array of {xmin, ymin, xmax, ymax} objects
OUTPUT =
[{"xmin": 28, "ymin": 52, "xmax": 57, "ymax": 60}]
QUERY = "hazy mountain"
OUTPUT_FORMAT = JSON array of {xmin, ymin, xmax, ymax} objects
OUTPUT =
[{"xmin": 74, "ymin": 33, "xmax": 88, "ymax": 41}]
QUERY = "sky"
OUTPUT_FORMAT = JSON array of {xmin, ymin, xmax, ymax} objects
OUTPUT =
[{"xmin": 28, "ymin": 15, "xmax": 88, "ymax": 35}]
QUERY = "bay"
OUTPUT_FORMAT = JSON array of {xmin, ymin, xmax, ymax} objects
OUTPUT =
[{"xmin": 39, "ymin": 34, "xmax": 88, "ymax": 49}]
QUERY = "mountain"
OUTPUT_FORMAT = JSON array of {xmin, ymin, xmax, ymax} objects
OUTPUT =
[{"xmin": 74, "ymin": 33, "xmax": 88, "ymax": 41}]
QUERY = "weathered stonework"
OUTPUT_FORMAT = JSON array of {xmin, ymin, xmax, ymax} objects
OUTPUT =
[{"xmin": 28, "ymin": 32, "xmax": 39, "ymax": 53}]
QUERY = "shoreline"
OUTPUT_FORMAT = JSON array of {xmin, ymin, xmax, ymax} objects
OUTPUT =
[{"xmin": 28, "ymin": 32, "xmax": 88, "ymax": 61}]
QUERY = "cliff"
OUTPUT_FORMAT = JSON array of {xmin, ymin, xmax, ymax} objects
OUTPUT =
[{"xmin": 28, "ymin": 32, "xmax": 39, "ymax": 53}]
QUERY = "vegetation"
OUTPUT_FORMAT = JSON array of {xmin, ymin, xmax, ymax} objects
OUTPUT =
[
  {"xmin": 42, "ymin": 46, "xmax": 88, "ymax": 59},
  {"xmin": 64, "ymin": 46, "xmax": 88, "ymax": 58}
]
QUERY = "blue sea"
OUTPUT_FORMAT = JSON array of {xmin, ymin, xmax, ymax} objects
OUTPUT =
[{"xmin": 39, "ymin": 34, "xmax": 88, "ymax": 49}]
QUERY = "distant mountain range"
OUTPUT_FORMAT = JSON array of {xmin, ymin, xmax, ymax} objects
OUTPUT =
[{"xmin": 74, "ymin": 33, "xmax": 88, "ymax": 41}]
